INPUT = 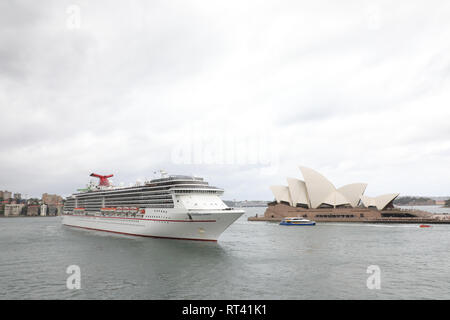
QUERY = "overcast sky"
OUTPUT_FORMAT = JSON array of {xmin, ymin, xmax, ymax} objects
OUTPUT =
[{"xmin": 1, "ymin": 0, "xmax": 450, "ymax": 200}]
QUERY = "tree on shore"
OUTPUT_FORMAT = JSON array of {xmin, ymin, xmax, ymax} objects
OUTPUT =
[
  {"xmin": 445, "ymin": 199, "xmax": 450, "ymax": 207},
  {"xmin": 27, "ymin": 198, "xmax": 40, "ymax": 205},
  {"xmin": 394, "ymin": 196, "xmax": 433, "ymax": 205}
]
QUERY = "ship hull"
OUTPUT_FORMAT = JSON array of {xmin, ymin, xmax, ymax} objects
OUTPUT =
[{"xmin": 62, "ymin": 210, "xmax": 244, "ymax": 241}]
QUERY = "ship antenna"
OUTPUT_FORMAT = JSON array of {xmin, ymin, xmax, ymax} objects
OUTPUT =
[{"xmin": 153, "ymin": 169, "xmax": 168, "ymax": 178}]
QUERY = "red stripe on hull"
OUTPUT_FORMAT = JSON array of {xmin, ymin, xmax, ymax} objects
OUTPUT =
[{"xmin": 63, "ymin": 224, "xmax": 218, "ymax": 242}]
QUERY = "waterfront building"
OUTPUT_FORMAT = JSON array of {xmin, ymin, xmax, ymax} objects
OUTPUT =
[
  {"xmin": 42, "ymin": 193, "xmax": 63, "ymax": 206},
  {"xmin": 45, "ymin": 206, "xmax": 60, "ymax": 216},
  {"xmin": 2, "ymin": 191, "xmax": 12, "ymax": 201},
  {"xmin": 42, "ymin": 193, "xmax": 63, "ymax": 216},
  {"xmin": 27, "ymin": 205, "xmax": 40, "ymax": 216},
  {"xmin": 40, "ymin": 204, "xmax": 47, "ymax": 216},
  {"xmin": 4, "ymin": 204, "xmax": 24, "ymax": 216}
]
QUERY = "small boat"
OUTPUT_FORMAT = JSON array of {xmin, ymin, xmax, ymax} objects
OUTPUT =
[
  {"xmin": 280, "ymin": 217, "xmax": 316, "ymax": 226},
  {"xmin": 419, "ymin": 224, "xmax": 431, "ymax": 228}
]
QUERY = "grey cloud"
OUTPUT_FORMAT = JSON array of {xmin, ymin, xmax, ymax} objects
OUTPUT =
[{"xmin": 1, "ymin": 1, "xmax": 450, "ymax": 199}]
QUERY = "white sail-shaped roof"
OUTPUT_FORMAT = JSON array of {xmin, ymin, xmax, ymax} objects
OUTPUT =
[
  {"xmin": 299, "ymin": 166, "xmax": 337, "ymax": 208},
  {"xmin": 286, "ymin": 178, "xmax": 310, "ymax": 208},
  {"xmin": 337, "ymin": 183, "xmax": 368, "ymax": 207},
  {"xmin": 270, "ymin": 185, "xmax": 292, "ymax": 206},
  {"xmin": 299, "ymin": 166, "xmax": 354, "ymax": 208},
  {"xmin": 322, "ymin": 190, "xmax": 351, "ymax": 207},
  {"xmin": 360, "ymin": 193, "xmax": 399, "ymax": 210},
  {"xmin": 270, "ymin": 166, "xmax": 395, "ymax": 210},
  {"xmin": 360, "ymin": 195, "xmax": 376, "ymax": 208}
]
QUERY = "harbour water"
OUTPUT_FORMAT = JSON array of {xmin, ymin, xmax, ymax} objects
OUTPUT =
[{"xmin": 1, "ymin": 207, "xmax": 449, "ymax": 300}]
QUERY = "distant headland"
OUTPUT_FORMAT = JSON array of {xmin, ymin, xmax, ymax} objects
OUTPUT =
[{"xmin": 394, "ymin": 196, "xmax": 450, "ymax": 206}]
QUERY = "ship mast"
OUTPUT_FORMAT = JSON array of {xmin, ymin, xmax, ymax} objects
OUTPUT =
[{"xmin": 154, "ymin": 170, "xmax": 168, "ymax": 178}]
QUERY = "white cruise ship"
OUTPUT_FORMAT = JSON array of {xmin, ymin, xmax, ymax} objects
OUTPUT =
[{"xmin": 62, "ymin": 171, "xmax": 245, "ymax": 241}]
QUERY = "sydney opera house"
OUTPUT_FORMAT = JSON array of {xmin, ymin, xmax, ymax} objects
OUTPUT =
[{"xmin": 260, "ymin": 166, "xmax": 433, "ymax": 222}]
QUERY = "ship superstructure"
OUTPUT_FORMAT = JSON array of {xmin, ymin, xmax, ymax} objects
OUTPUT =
[{"xmin": 62, "ymin": 172, "xmax": 244, "ymax": 241}]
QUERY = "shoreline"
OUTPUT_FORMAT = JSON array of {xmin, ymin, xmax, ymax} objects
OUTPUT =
[{"xmin": 248, "ymin": 216, "xmax": 450, "ymax": 224}]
